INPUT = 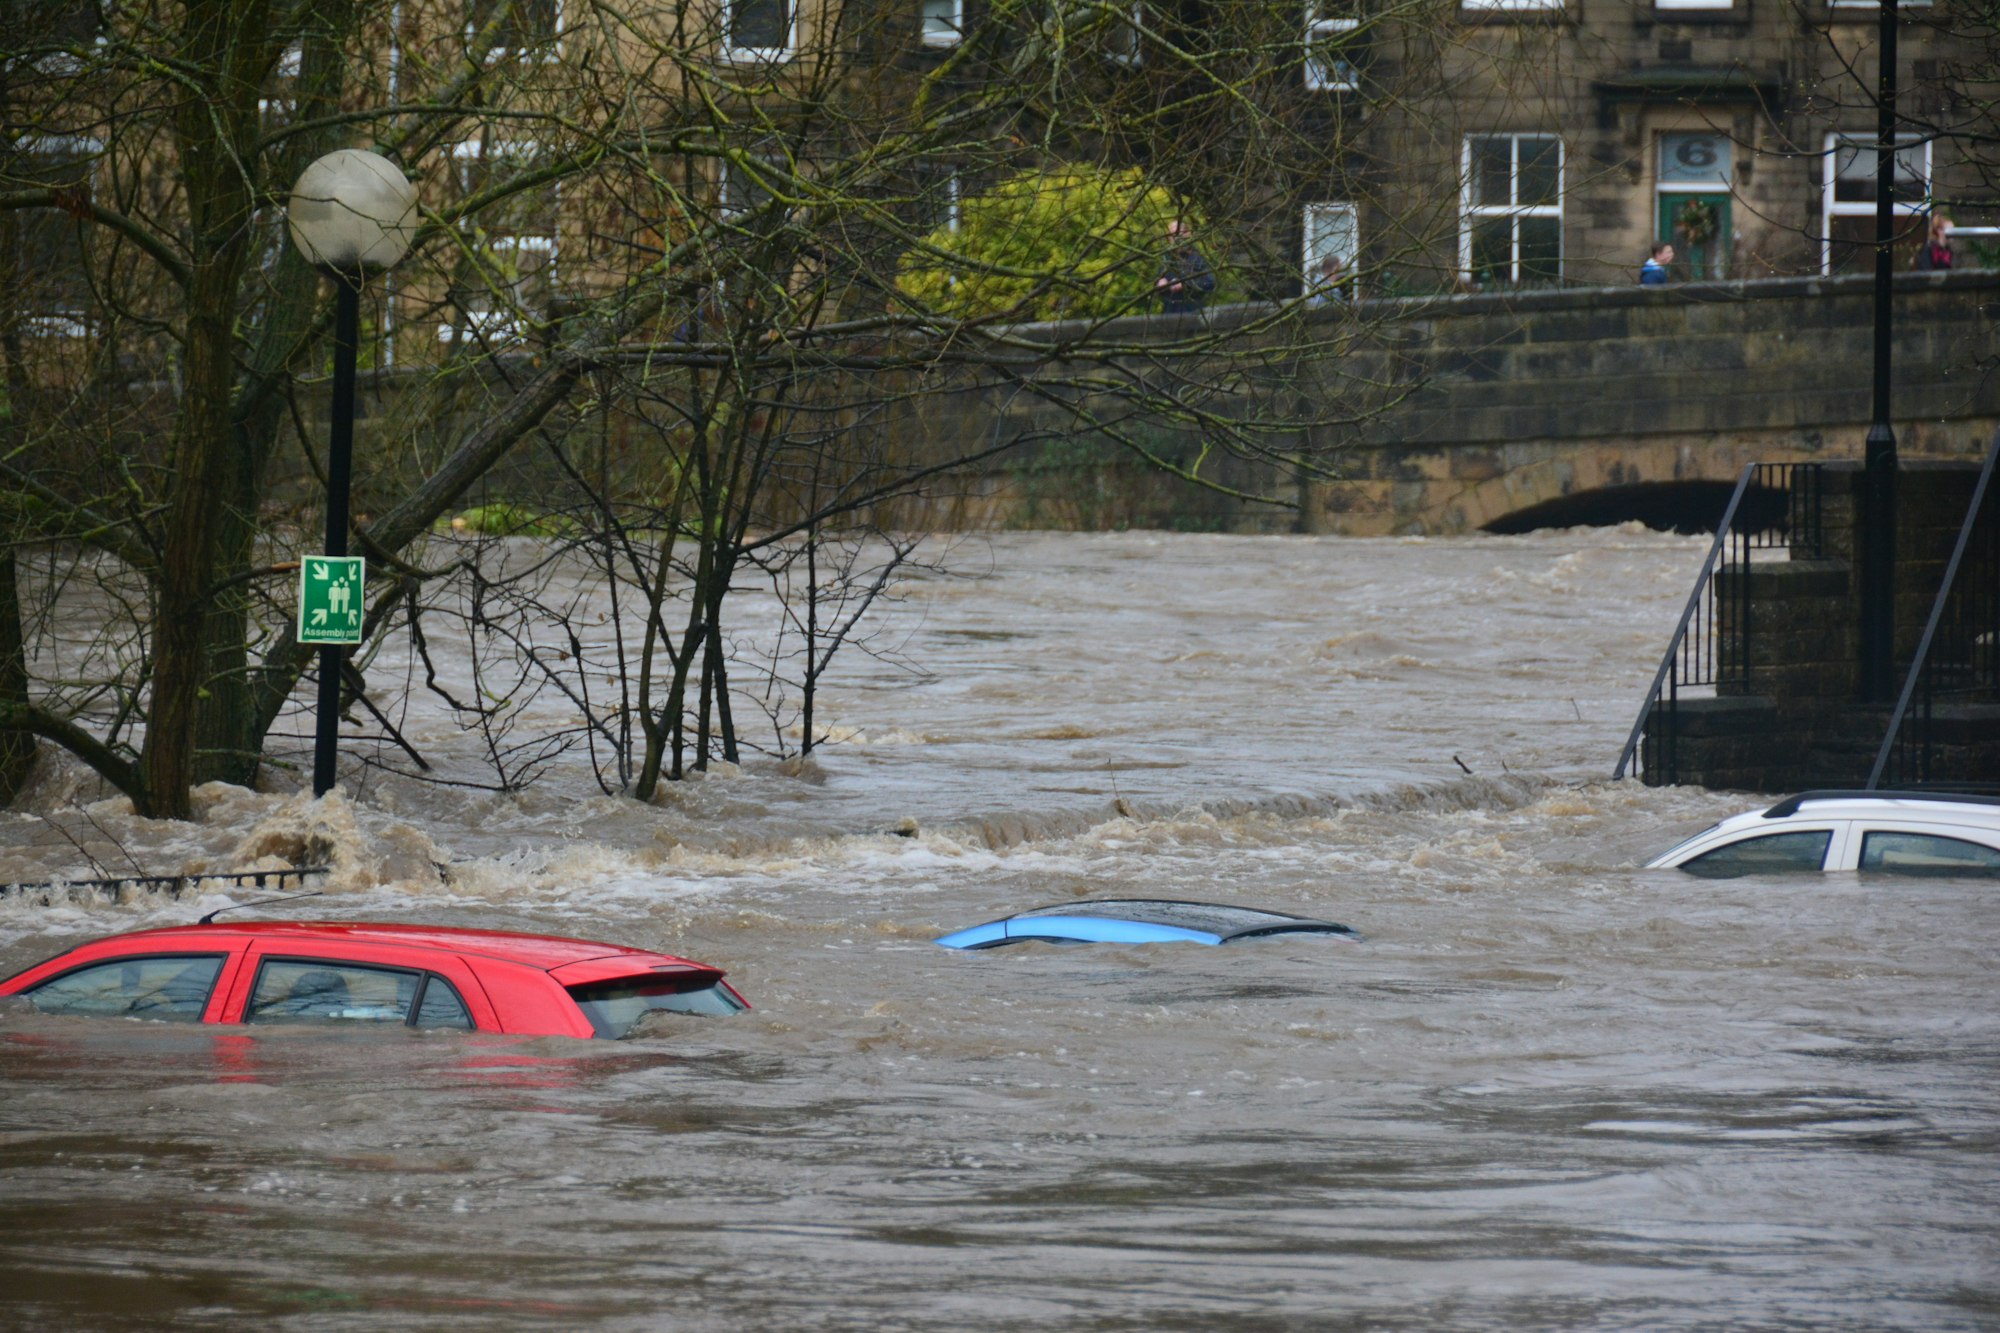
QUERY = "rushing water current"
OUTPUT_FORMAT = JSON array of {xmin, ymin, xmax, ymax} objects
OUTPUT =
[{"xmin": 2, "ymin": 528, "xmax": 1996, "ymax": 1331}]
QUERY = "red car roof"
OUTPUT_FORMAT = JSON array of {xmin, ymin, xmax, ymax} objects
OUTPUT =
[{"xmin": 74, "ymin": 921, "xmax": 688, "ymax": 972}]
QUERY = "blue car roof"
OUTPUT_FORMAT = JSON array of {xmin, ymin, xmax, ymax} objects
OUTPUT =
[{"xmin": 935, "ymin": 899, "xmax": 1360, "ymax": 950}]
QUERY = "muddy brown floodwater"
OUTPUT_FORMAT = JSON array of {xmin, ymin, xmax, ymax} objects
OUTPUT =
[{"xmin": 2, "ymin": 528, "xmax": 1996, "ymax": 1331}]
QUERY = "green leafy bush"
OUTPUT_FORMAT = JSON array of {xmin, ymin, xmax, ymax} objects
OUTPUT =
[
  {"xmin": 897, "ymin": 166, "xmax": 1207, "ymax": 322},
  {"xmin": 451, "ymin": 502, "xmax": 569, "ymax": 537}
]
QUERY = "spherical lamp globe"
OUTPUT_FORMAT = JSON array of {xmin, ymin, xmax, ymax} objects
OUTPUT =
[{"xmin": 287, "ymin": 149, "xmax": 419, "ymax": 276}]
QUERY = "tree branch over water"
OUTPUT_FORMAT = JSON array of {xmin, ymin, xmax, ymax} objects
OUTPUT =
[{"xmin": 4, "ymin": 0, "xmax": 1471, "ymax": 813}]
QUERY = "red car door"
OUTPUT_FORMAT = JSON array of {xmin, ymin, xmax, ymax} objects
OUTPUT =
[
  {"xmin": 216, "ymin": 938, "xmax": 500, "ymax": 1032},
  {"xmin": 0, "ymin": 933, "xmax": 252, "ymax": 1025}
]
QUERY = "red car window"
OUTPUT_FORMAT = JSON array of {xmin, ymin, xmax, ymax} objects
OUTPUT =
[
  {"xmin": 20, "ymin": 953, "xmax": 226, "ymax": 1023},
  {"xmin": 246, "ymin": 959, "xmax": 423, "ymax": 1025},
  {"xmin": 242, "ymin": 958, "xmax": 478, "ymax": 1030},
  {"xmin": 414, "ymin": 975, "xmax": 475, "ymax": 1030}
]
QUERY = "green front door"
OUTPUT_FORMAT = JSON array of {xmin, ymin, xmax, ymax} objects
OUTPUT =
[{"xmin": 1659, "ymin": 194, "xmax": 1731, "ymax": 281}]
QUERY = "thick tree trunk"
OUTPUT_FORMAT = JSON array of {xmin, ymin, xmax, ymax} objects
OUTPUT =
[
  {"xmin": 0, "ymin": 552, "xmax": 35, "ymax": 803},
  {"xmin": 143, "ymin": 261, "xmax": 248, "ymax": 818},
  {"xmin": 0, "ymin": 188, "xmax": 36, "ymax": 802},
  {"xmin": 137, "ymin": 0, "xmax": 267, "ymax": 819},
  {"xmin": 192, "ymin": 503, "xmax": 258, "ymax": 788}
]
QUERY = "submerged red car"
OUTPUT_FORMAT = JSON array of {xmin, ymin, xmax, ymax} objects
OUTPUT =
[{"xmin": 0, "ymin": 921, "xmax": 748, "ymax": 1039}]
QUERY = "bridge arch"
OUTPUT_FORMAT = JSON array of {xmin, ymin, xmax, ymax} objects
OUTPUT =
[
  {"xmin": 1482, "ymin": 479, "xmax": 1783, "ymax": 534},
  {"xmin": 1399, "ymin": 436, "xmax": 1824, "ymax": 536}
]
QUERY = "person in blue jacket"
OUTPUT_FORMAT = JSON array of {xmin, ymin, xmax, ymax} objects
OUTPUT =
[
  {"xmin": 1640, "ymin": 241, "xmax": 1673, "ymax": 285},
  {"xmin": 1157, "ymin": 220, "xmax": 1217, "ymax": 314}
]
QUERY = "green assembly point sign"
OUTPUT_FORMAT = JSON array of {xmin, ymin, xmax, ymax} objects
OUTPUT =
[{"xmin": 298, "ymin": 556, "xmax": 365, "ymax": 646}]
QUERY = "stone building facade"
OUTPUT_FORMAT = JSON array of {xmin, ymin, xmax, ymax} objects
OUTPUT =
[
  {"xmin": 1314, "ymin": 0, "xmax": 1990, "ymax": 293},
  {"xmin": 7, "ymin": 0, "xmax": 1992, "ymax": 346}
]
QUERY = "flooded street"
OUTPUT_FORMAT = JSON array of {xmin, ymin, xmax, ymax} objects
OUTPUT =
[{"xmin": 3, "ymin": 528, "xmax": 1997, "ymax": 1330}]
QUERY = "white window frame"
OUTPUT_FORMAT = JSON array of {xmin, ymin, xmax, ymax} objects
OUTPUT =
[
  {"xmin": 922, "ymin": 169, "xmax": 961, "ymax": 233},
  {"xmin": 23, "ymin": 4, "xmax": 107, "ymax": 76},
  {"xmin": 1654, "ymin": 0, "xmax": 1732, "ymax": 10},
  {"xmin": 23, "ymin": 314, "xmax": 92, "ymax": 337},
  {"xmin": 17, "ymin": 132, "xmax": 104, "ymax": 156},
  {"xmin": 450, "ymin": 136, "xmax": 552, "ymax": 187},
  {"xmin": 258, "ymin": 44, "xmax": 302, "ymax": 123},
  {"xmin": 921, "ymin": 0, "xmax": 963, "ymax": 46},
  {"xmin": 1459, "ymin": 0, "xmax": 1562, "ymax": 10},
  {"xmin": 390, "ymin": 1, "xmax": 405, "ymax": 101},
  {"xmin": 15, "ymin": 133, "xmax": 103, "ymax": 337},
  {"xmin": 440, "ymin": 139, "xmax": 559, "ymax": 344},
  {"xmin": 435, "ymin": 236, "xmax": 555, "ymax": 343},
  {"xmin": 1459, "ymin": 133, "xmax": 1563, "ymax": 283},
  {"xmin": 1821, "ymin": 130, "xmax": 1930, "ymax": 275},
  {"xmin": 1827, "ymin": 0, "xmax": 1930, "ymax": 9},
  {"xmin": 719, "ymin": 154, "xmax": 781, "ymax": 220},
  {"xmin": 1105, "ymin": 1, "xmax": 1142, "ymax": 65},
  {"xmin": 722, "ymin": 0, "xmax": 796, "ymax": 62},
  {"xmin": 1303, "ymin": 5, "xmax": 1357, "ymax": 91},
  {"xmin": 466, "ymin": 0, "xmax": 563, "ymax": 62},
  {"xmin": 1301, "ymin": 202, "xmax": 1357, "ymax": 297},
  {"xmin": 379, "ymin": 273, "xmax": 398, "ymax": 369}
]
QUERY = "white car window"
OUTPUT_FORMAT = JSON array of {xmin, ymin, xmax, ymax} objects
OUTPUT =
[
  {"xmin": 1681, "ymin": 830, "xmax": 1833, "ymax": 878},
  {"xmin": 1859, "ymin": 831, "xmax": 2000, "ymax": 878}
]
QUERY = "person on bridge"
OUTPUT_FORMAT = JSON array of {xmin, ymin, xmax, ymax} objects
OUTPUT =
[
  {"xmin": 1914, "ymin": 213, "xmax": 1954, "ymax": 271},
  {"xmin": 1157, "ymin": 220, "xmax": 1217, "ymax": 314},
  {"xmin": 1640, "ymin": 242, "xmax": 1673, "ymax": 286}
]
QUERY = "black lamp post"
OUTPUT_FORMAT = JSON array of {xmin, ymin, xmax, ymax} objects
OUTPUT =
[
  {"xmin": 286, "ymin": 149, "xmax": 417, "ymax": 797},
  {"xmin": 1861, "ymin": 0, "xmax": 1900, "ymax": 701}
]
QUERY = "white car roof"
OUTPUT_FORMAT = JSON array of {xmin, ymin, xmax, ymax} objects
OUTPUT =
[{"xmin": 1755, "ymin": 790, "xmax": 2000, "ymax": 827}]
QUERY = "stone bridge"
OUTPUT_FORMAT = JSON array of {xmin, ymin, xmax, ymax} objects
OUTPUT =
[{"xmin": 919, "ymin": 269, "xmax": 2000, "ymax": 536}]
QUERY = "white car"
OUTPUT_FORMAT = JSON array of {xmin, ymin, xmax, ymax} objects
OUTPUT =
[{"xmin": 1648, "ymin": 791, "xmax": 2000, "ymax": 878}]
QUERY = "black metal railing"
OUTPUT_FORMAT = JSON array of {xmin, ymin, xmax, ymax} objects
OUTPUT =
[
  {"xmin": 1868, "ymin": 433, "xmax": 2000, "ymax": 790},
  {"xmin": 1614, "ymin": 462, "xmax": 1826, "ymax": 783},
  {"xmin": 0, "ymin": 865, "xmax": 327, "ymax": 906}
]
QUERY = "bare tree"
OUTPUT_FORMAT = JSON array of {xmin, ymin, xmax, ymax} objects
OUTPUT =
[{"xmin": 3, "ymin": 0, "xmax": 1469, "ymax": 815}]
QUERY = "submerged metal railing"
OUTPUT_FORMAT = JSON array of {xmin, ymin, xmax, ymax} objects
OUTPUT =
[
  {"xmin": 0, "ymin": 865, "xmax": 327, "ymax": 905},
  {"xmin": 1613, "ymin": 462, "xmax": 1826, "ymax": 783},
  {"xmin": 1868, "ymin": 432, "xmax": 2000, "ymax": 790}
]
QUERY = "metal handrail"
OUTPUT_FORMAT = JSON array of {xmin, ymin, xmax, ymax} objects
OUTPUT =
[
  {"xmin": 1613, "ymin": 464, "xmax": 1756, "ymax": 780},
  {"xmin": 1866, "ymin": 428, "xmax": 2000, "ymax": 789},
  {"xmin": 0, "ymin": 865, "xmax": 328, "ymax": 901}
]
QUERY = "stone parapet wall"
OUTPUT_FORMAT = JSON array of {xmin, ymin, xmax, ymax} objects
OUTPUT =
[
  {"xmin": 1298, "ymin": 270, "xmax": 1999, "ymax": 535},
  {"xmin": 296, "ymin": 270, "xmax": 1998, "ymax": 538},
  {"xmin": 892, "ymin": 269, "xmax": 1998, "ymax": 535}
]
